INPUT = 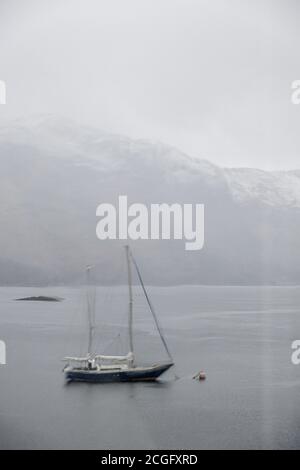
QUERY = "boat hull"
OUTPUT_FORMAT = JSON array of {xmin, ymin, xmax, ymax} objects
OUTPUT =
[{"xmin": 65, "ymin": 362, "xmax": 173, "ymax": 383}]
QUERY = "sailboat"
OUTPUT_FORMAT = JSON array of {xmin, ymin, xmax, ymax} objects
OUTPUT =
[{"xmin": 63, "ymin": 246, "xmax": 174, "ymax": 382}]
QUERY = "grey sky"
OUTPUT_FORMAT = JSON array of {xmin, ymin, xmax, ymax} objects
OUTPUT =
[{"xmin": 0, "ymin": 0, "xmax": 299, "ymax": 170}]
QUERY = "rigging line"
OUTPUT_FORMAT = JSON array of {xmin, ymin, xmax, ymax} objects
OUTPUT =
[
  {"xmin": 86, "ymin": 266, "xmax": 96, "ymax": 355},
  {"xmin": 129, "ymin": 250, "xmax": 173, "ymax": 363},
  {"xmin": 98, "ymin": 309, "xmax": 128, "ymax": 355},
  {"xmin": 93, "ymin": 284, "xmax": 112, "ymax": 352},
  {"xmin": 102, "ymin": 333, "xmax": 121, "ymax": 355}
]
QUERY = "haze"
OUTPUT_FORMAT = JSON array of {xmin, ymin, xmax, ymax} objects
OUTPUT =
[{"xmin": 0, "ymin": 0, "xmax": 299, "ymax": 170}]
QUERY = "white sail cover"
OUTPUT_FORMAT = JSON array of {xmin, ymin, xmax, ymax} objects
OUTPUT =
[
  {"xmin": 62, "ymin": 352, "xmax": 133, "ymax": 364},
  {"xmin": 95, "ymin": 352, "xmax": 134, "ymax": 364},
  {"xmin": 62, "ymin": 356, "xmax": 90, "ymax": 362}
]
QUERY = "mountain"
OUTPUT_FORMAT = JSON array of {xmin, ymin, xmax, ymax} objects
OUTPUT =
[
  {"xmin": 224, "ymin": 167, "xmax": 300, "ymax": 208},
  {"xmin": 0, "ymin": 115, "xmax": 299, "ymax": 285}
]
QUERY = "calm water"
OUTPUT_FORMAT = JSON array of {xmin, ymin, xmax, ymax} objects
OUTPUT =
[{"xmin": 0, "ymin": 285, "xmax": 300, "ymax": 450}]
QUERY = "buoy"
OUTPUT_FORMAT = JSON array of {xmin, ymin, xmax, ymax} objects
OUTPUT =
[{"xmin": 193, "ymin": 371, "xmax": 206, "ymax": 381}]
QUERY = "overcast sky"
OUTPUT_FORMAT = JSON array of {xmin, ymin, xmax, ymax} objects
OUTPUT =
[{"xmin": 0, "ymin": 0, "xmax": 299, "ymax": 170}]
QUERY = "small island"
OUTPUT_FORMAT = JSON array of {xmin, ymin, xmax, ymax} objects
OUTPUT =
[{"xmin": 15, "ymin": 296, "xmax": 63, "ymax": 302}]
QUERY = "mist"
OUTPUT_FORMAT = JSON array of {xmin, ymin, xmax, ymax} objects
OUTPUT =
[{"xmin": 0, "ymin": 0, "xmax": 300, "ymax": 170}]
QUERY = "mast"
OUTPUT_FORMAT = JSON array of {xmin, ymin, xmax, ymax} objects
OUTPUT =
[
  {"xmin": 125, "ymin": 246, "xmax": 134, "ymax": 361},
  {"xmin": 86, "ymin": 265, "xmax": 94, "ymax": 356}
]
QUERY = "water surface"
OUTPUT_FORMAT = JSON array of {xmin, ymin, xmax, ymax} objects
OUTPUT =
[{"xmin": 0, "ymin": 285, "xmax": 299, "ymax": 449}]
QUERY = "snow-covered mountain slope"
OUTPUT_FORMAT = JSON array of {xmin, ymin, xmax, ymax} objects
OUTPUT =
[
  {"xmin": 0, "ymin": 115, "xmax": 220, "ymax": 178},
  {"xmin": 0, "ymin": 115, "xmax": 299, "ymax": 285},
  {"xmin": 224, "ymin": 168, "xmax": 300, "ymax": 208},
  {"xmin": 1, "ymin": 115, "xmax": 299, "ymax": 207}
]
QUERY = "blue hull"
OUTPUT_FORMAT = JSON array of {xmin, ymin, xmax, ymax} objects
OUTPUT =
[{"xmin": 65, "ymin": 362, "xmax": 173, "ymax": 383}]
